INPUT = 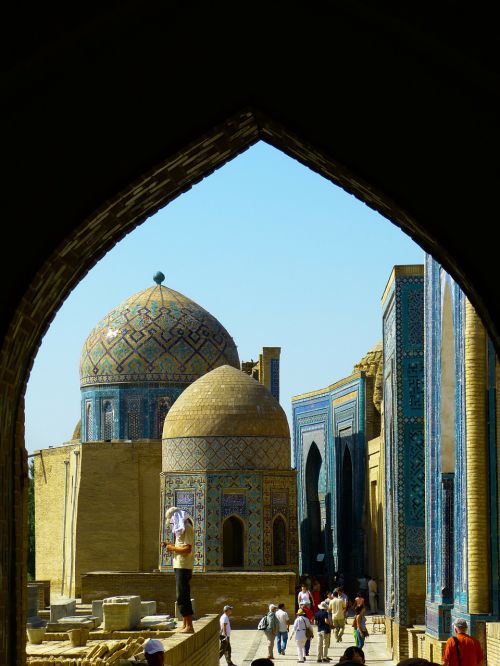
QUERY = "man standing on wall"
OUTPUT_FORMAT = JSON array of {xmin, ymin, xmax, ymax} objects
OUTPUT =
[
  {"xmin": 161, "ymin": 506, "xmax": 195, "ymax": 633},
  {"xmin": 442, "ymin": 619, "xmax": 485, "ymax": 666}
]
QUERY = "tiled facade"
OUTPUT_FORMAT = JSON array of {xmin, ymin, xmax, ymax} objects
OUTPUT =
[
  {"xmin": 160, "ymin": 366, "xmax": 298, "ymax": 574},
  {"xmin": 292, "ymin": 373, "xmax": 367, "ymax": 578},
  {"xmin": 382, "ymin": 265, "xmax": 425, "ymax": 635},
  {"xmin": 423, "ymin": 256, "xmax": 500, "ymax": 648}
]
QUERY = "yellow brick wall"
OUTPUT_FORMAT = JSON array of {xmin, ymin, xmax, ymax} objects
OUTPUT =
[
  {"xmin": 487, "ymin": 622, "xmax": 500, "ymax": 665},
  {"xmin": 389, "ymin": 621, "xmax": 409, "ymax": 662},
  {"xmin": 35, "ymin": 444, "xmax": 75, "ymax": 596},
  {"xmin": 81, "ymin": 571, "xmax": 296, "ymax": 627},
  {"xmin": 407, "ymin": 564, "xmax": 426, "ymax": 625},
  {"xmin": 421, "ymin": 633, "xmax": 446, "ymax": 662},
  {"xmin": 35, "ymin": 440, "xmax": 161, "ymax": 598}
]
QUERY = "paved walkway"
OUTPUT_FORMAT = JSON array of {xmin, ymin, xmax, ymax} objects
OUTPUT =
[{"xmin": 224, "ymin": 618, "xmax": 396, "ymax": 665}]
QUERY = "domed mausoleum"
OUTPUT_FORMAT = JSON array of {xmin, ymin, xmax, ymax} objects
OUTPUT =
[
  {"xmin": 80, "ymin": 273, "xmax": 239, "ymax": 441},
  {"xmin": 35, "ymin": 274, "xmax": 242, "ymax": 597},
  {"xmin": 160, "ymin": 365, "xmax": 298, "ymax": 572}
]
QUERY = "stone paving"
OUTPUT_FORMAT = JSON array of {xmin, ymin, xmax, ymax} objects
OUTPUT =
[{"xmin": 224, "ymin": 617, "xmax": 397, "ymax": 666}]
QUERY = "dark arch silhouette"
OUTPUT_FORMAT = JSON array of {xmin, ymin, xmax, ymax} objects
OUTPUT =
[
  {"xmin": 273, "ymin": 515, "xmax": 287, "ymax": 566},
  {"xmin": 339, "ymin": 446, "xmax": 353, "ymax": 574},
  {"xmin": 223, "ymin": 516, "xmax": 244, "ymax": 568},
  {"xmin": 2, "ymin": 6, "xmax": 500, "ymax": 659},
  {"xmin": 305, "ymin": 442, "xmax": 323, "ymax": 566}
]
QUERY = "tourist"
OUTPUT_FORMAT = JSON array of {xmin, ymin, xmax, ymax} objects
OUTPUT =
[
  {"xmin": 144, "ymin": 638, "xmax": 165, "ymax": 665},
  {"xmin": 315, "ymin": 599, "xmax": 331, "ymax": 663},
  {"xmin": 312, "ymin": 577, "xmax": 322, "ymax": 612},
  {"xmin": 220, "ymin": 604, "xmax": 237, "ymax": 666},
  {"xmin": 442, "ymin": 618, "xmax": 485, "ymax": 666},
  {"xmin": 300, "ymin": 601, "xmax": 315, "ymax": 656},
  {"xmin": 275, "ymin": 602, "xmax": 290, "ymax": 656},
  {"xmin": 336, "ymin": 586, "xmax": 349, "ymax": 620},
  {"xmin": 263, "ymin": 603, "xmax": 280, "ymax": 660},
  {"xmin": 352, "ymin": 605, "xmax": 367, "ymax": 649},
  {"xmin": 329, "ymin": 590, "xmax": 346, "ymax": 643},
  {"xmin": 335, "ymin": 646, "xmax": 365, "ymax": 664},
  {"xmin": 290, "ymin": 608, "xmax": 311, "ymax": 663},
  {"xmin": 353, "ymin": 591, "xmax": 365, "ymax": 611},
  {"xmin": 357, "ymin": 574, "xmax": 369, "ymax": 605},
  {"xmin": 161, "ymin": 506, "xmax": 195, "ymax": 633},
  {"xmin": 298, "ymin": 582, "xmax": 314, "ymax": 608},
  {"xmin": 368, "ymin": 576, "xmax": 378, "ymax": 613},
  {"xmin": 251, "ymin": 659, "xmax": 274, "ymax": 666}
]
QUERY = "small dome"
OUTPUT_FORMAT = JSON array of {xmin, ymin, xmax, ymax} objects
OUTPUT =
[
  {"xmin": 163, "ymin": 365, "xmax": 290, "ymax": 439},
  {"xmin": 80, "ymin": 282, "xmax": 239, "ymax": 387}
]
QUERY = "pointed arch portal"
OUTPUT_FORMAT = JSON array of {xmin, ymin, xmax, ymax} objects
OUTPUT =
[{"xmin": 223, "ymin": 516, "xmax": 244, "ymax": 568}]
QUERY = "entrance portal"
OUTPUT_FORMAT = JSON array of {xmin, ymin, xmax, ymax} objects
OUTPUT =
[{"xmin": 223, "ymin": 516, "xmax": 244, "ymax": 567}]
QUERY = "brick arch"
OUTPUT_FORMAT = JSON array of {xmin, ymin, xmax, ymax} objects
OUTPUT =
[{"xmin": 0, "ymin": 107, "xmax": 498, "ymax": 662}]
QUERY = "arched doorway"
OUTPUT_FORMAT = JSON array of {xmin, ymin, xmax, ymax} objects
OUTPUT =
[
  {"xmin": 305, "ymin": 442, "xmax": 323, "ymax": 570},
  {"xmin": 273, "ymin": 515, "xmax": 287, "ymax": 566},
  {"xmin": 339, "ymin": 446, "xmax": 353, "ymax": 574},
  {"xmin": 222, "ymin": 516, "xmax": 244, "ymax": 568}
]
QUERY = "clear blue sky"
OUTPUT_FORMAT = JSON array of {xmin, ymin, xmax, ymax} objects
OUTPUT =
[{"xmin": 25, "ymin": 142, "xmax": 423, "ymax": 454}]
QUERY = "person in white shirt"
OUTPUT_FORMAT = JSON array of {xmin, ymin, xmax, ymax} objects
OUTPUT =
[
  {"xmin": 275, "ymin": 603, "xmax": 290, "ymax": 656},
  {"xmin": 290, "ymin": 608, "xmax": 311, "ymax": 663},
  {"xmin": 161, "ymin": 506, "xmax": 195, "ymax": 634},
  {"xmin": 219, "ymin": 605, "xmax": 237, "ymax": 666}
]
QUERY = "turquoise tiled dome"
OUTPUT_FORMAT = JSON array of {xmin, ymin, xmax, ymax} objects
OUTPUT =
[{"xmin": 80, "ymin": 282, "xmax": 239, "ymax": 387}]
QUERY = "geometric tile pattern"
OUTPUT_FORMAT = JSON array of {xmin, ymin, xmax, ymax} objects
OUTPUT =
[
  {"xmin": 80, "ymin": 283, "xmax": 239, "ymax": 387},
  {"xmin": 162, "ymin": 436, "xmax": 291, "ymax": 471},
  {"xmin": 159, "ymin": 472, "xmax": 206, "ymax": 571},
  {"xmin": 160, "ymin": 469, "xmax": 298, "ymax": 572},
  {"xmin": 206, "ymin": 473, "xmax": 263, "ymax": 569},
  {"xmin": 383, "ymin": 271, "xmax": 425, "ymax": 627},
  {"xmin": 263, "ymin": 475, "xmax": 298, "ymax": 568}
]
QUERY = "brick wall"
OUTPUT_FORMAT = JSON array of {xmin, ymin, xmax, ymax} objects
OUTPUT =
[
  {"xmin": 35, "ymin": 441, "xmax": 162, "ymax": 597},
  {"xmin": 407, "ymin": 564, "xmax": 426, "ymax": 624},
  {"xmin": 487, "ymin": 622, "xmax": 500, "ymax": 664},
  {"xmin": 82, "ymin": 571, "xmax": 296, "ymax": 626}
]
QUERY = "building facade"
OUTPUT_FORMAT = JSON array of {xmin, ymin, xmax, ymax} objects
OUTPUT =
[
  {"xmin": 421, "ymin": 256, "xmax": 500, "ymax": 660},
  {"xmin": 160, "ymin": 364, "xmax": 298, "ymax": 573},
  {"xmin": 382, "ymin": 265, "xmax": 425, "ymax": 660},
  {"xmin": 292, "ymin": 343, "xmax": 382, "ymax": 590}
]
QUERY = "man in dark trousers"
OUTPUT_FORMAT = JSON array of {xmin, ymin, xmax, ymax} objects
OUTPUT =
[{"xmin": 161, "ymin": 506, "xmax": 195, "ymax": 634}]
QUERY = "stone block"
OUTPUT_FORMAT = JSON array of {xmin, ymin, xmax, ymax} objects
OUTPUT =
[
  {"xmin": 92, "ymin": 599, "xmax": 103, "ymax": 623},
  {"xmin": 46, "ymin": 616, "xmax": 97, "ymax": 632},
  {"xmin": 141, "ymin": 615, "xmax": 176, "ymax": 630},
  {"xmin": 27, "ymin": 584, "xmax": 39, "ymax": 619},
  {"xmin": 141, "ymin": 600, "xmax": 157, "ymax": 617},
  {"xmin": 103, "ymin": 595, "xmax": 142, "ymax": 631},
  {"xmin": 50, "ymin": 598, "xmax": 76, "ymax": 622}
]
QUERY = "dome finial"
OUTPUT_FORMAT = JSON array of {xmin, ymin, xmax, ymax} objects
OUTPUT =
[{"xmin": 153, "ymin": 271, "xmax": 165, "ymax": 285}]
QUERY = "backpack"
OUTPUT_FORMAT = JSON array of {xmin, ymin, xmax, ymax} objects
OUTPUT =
[{"xmin": 257, "ymin": 615, "xmax": 269, "ymax": 631}]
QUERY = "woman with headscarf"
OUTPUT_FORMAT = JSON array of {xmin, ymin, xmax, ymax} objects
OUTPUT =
[{"xmin": 161, "ymin": 506, "xmax": 195, "ymax": 633}]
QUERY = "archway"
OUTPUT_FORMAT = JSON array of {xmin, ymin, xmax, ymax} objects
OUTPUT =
[
  {"xmin": 2, "ymin": 7, "xmax": 500, "ymax": 658},
  {"xmin": 222, "ymin": 516, "xmax": 244, "ymax": 568},
  {"xmin": 305, "ymin": 442, "xmax": 323, "ymax": 569},
  {"xmin": 339, "ymin": 446, "xmax": 353, "ymax": 575},
  {"xmin": 273, "ymin": 515, "xmax": 287, "ymax": 566}
]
